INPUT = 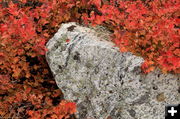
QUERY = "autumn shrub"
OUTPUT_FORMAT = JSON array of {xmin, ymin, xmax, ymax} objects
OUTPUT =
[
  {"xmin": 82, "ymin": 0, "xmax": 180, "ymax": 73},
  {"xmin": 0, "ymin": 0, "xmax": 78, "ymax": 118},
  {"xmin": 0, "ymin": 0, "xmax": 179, "ymax": 118}
]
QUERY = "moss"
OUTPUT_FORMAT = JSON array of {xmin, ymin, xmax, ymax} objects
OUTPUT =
[
  {"xmin": 58, "ymin": 34, "xmax": 68, "ymax": 43},
  {"xmin": 85, "ymin": 62, "xmax": 93, "ymax": 68}
]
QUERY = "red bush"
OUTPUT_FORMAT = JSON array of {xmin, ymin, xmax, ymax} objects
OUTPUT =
[
  {"xmin": 0, "ymin": 0, "xmax": 77, "ymax": 118},
  {"xmin": 82, "ymin": 0, "xmax": 180, "ymax": 73},
  {"xmin": 0, "ymin": 0, "xmax": 179, "ymax": 118}
]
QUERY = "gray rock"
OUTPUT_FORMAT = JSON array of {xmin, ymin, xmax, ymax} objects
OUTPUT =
[{"xmin": 46, "ymin": 22, "xmax": 180, "ymax": 119}]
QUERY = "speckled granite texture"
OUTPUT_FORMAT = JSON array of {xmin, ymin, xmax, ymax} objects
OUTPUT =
[{"xmin": 46, "ymin": 22, "xmax": 180, "ymax": 119}]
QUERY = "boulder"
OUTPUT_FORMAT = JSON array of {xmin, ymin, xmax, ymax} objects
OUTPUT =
[{"xmin": 46, "ymin": 22, "xmax": 180, "ymax": 119}]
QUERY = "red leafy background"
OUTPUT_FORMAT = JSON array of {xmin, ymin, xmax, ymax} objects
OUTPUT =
[{"xmin": 0, "ymin": 0, "xmax": 179, "ymax": 118}]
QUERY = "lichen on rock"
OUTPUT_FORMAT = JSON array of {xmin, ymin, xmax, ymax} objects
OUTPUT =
[{"xmin": 46, "ymin": 22, "xmax": 180, "ymax": 119}]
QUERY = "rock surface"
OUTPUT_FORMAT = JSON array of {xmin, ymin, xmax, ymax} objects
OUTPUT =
[{"xmin": 46, "ymin": 22, "xmax": 180, "ymax": 119}]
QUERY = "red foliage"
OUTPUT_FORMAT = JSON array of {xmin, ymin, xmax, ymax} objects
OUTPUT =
[
  {"xmin": 0, "ymin": 0, "xmax": 77, "ymax": 118},
  {"xmin": 82, "ymin": 0, "xmax": 180, "ymax": 73},
  {"xmin": 27, "ymin": 101, "xmax": 76, "ymax": 119},
  {"xmin": 0, "ymin": 0, "xmax": 179, "ymax": 118}
]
